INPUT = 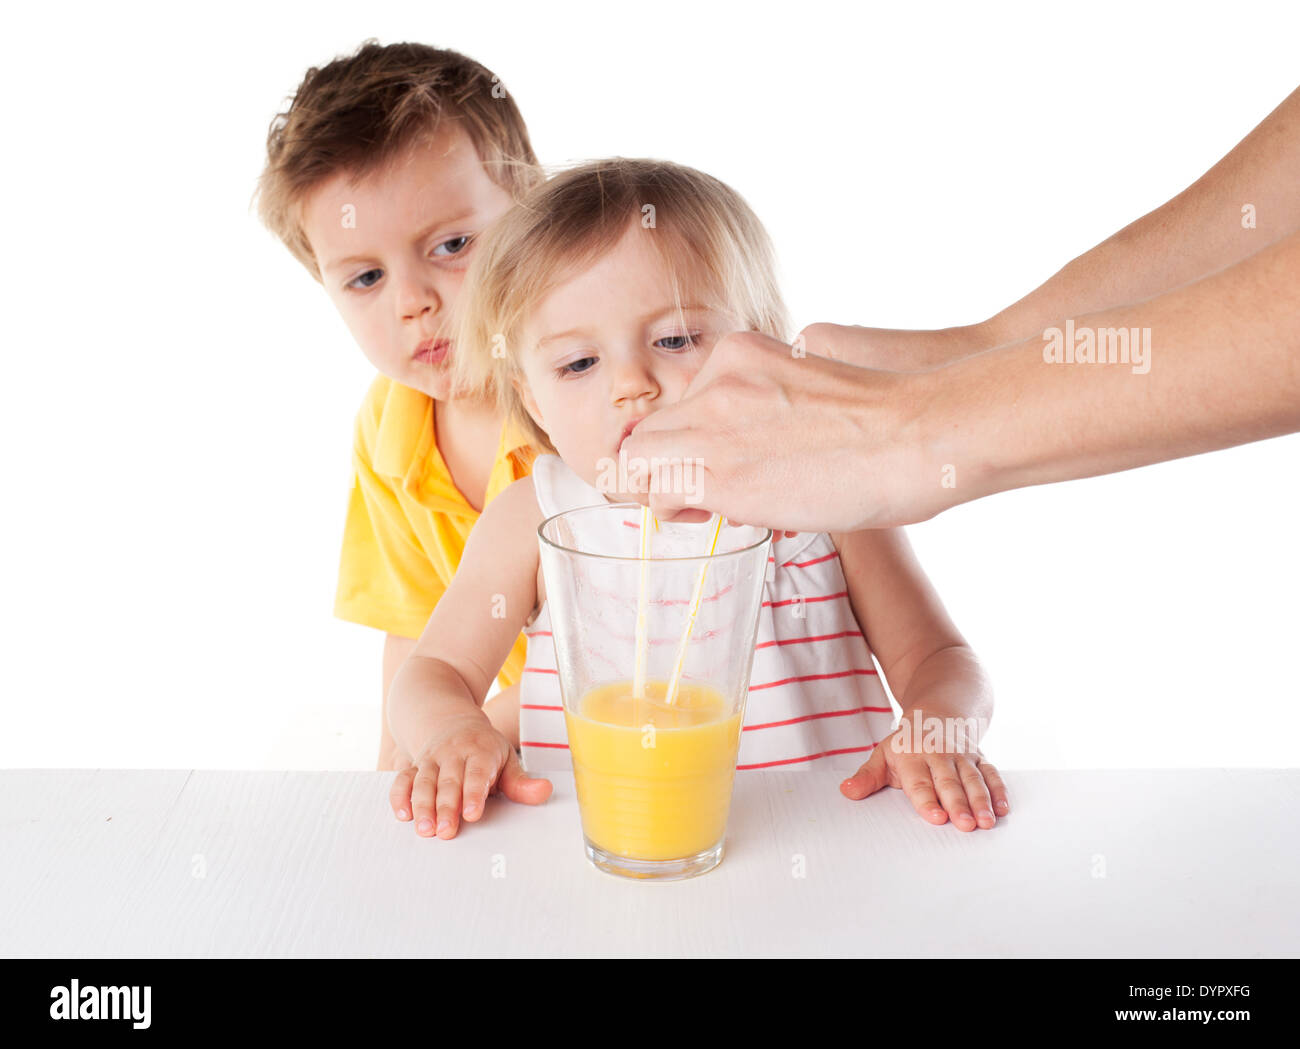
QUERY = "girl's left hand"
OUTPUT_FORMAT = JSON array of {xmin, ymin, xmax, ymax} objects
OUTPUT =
[{"xmin": 841, "ymin": 714, "xmax": 1010, "ymax": 831}]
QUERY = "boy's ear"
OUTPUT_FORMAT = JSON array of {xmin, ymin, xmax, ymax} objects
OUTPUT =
[{"xmin": 511, "ymin": 373, "xmax": 546, "ymax": 433}]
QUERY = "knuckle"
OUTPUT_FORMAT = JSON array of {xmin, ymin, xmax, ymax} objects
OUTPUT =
[
  {"xmin": 713, "ymin": 330, "xmax": 746, "ymax": 357},
  {"xmin": 464, "ymin": 760, "xmax": 495, "ymax": 782},
  {"xmin": 706, "ymin": 384, "xmax": 736, "ymax": 417}
]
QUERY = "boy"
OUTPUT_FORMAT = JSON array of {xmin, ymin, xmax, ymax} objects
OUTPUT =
[{"xmin": 255, "ymin": 41, "xmax": 544, "ymax": 770}]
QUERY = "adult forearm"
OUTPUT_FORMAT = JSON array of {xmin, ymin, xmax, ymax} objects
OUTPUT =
[
  {"xmin": 981, "ymin": 85, "xmax": 1300, "ymax": 349},
  {"xmin": 919, "ymin": 229, "xmax": 1300, "ymax": 507}
]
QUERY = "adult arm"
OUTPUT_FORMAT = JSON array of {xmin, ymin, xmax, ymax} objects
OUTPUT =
[
  {"xmin": 626, "ymin": 229, "xmax": 1300, "ymax": 531},
  {"xmin": 800, "ymin": 84, "xmax": 1300, "ymax": 370}
]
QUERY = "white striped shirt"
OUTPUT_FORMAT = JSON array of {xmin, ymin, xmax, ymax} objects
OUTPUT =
[{"xmin": 520, "ymin": 455, "xmax": 897, "ymax": 772}]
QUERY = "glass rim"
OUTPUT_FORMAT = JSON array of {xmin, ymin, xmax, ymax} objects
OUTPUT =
[{"xmin": 537, "ymin": 502, "xmax": 773, "ymax": 563}]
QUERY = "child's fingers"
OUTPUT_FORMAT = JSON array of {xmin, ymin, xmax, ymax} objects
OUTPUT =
[
  {"xmin": 895, "ymin": 755, "xmax": 948, "ymax": 825},
  {"xmin": 498, "ymin": 748, "xmax": 553, "ymax": 805},
  {"xmin": 388, "ymin": 765, "xmax": 417, "ymax": 821},
  {"xmin": 433, "ymin": 755, "xmax": 467, "ymax": 838},
  {"xmin": 955, "ymin": 755, "xmax": 997, "ymax": 829},
  {"xmin": 925, "ymin": 755, "xmax": 978, "ymax": 832},
  {"xmin": 840, "ymin": 747, "xmax": 888, "ymax": 799},
  {"xmin": 460, "ymin": 752, "xmax": 501, "ymax": 823},
  {"xmin": 409, "ymin": 762, "xmax": 441, "ymax": 837},
  {"xmin": 977, "ymin": 759, "xmax": 1011, "ymax": 817}
]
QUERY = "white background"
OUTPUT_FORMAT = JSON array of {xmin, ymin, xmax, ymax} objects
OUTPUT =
[{"xmin": 2, "ymin": 1, "xmax": 1296, "ymax": 771}]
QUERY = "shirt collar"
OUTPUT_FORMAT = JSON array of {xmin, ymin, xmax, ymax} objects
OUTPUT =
[{"xmin": 372, "ymin": 381, "xmax": 536, "ymax": 515}]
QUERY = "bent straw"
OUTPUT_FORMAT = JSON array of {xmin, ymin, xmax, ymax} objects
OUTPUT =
[
  {"xmin": 632, "ymin": 505, "xmax": 652, "ymax": 699},
  {"xmin": 664, "ymin": 513, "xmax": 726, "ymax": 707}
]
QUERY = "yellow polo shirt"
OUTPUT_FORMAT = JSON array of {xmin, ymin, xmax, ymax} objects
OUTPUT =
[{"xmin": 334, "ymin": 374, "xmax": 537, "ymax": 690}]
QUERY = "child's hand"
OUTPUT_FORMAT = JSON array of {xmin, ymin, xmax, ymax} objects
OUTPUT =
[
  {"xmin": 388, "ymin": 708, "xmax": 552, "ymax": 839},
  {"xmin": 840, "ymin": 713, "xmax": 1010, "ymax": 831}
]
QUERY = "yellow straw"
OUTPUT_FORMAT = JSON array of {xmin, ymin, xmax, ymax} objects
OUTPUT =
[
  {"xmin": 664, "ymin": 513, "xmax": 725, "ymax": 707},
  {"xmin": 632, "ymin": 505, "xmax": 651, "ymax": 699}
]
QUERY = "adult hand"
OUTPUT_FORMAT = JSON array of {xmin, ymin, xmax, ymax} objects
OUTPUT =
[{"xmin": 622, "ymin": 329, "xmax": 958, "ymax": 533}]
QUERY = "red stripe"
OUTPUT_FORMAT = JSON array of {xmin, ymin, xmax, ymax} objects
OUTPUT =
[
  {"xmin": 749, "ymin": 668, "xmax": 878, "ymax": 691},
  {"xmin": 743, "ymin": 705, "xmax": 893, "ymax": 731},
  {"xmin": 783, "ymin": 551, "xmax": 840, "ymax": 569},
  {"xmin": 523, "ymin": 667, "xmax": 559, "ymax": 675},
  {"xmin": 524, "ymin": 630, "xmax": 552, "ymax": 638},
  {"xmin": 521, "ymin": 740, "xmax": 570, "ymax": 749},
  {"xmin": 737, "ymin": 743, "xmax": 876, "ymax": 770},
  {"xmin": 520, "ymin": 703, "xmax": 563, "ymax": 711},
  {"xmin": 759, "ymin": 548, "xmax": 842, "ymax": 566},
  {"xmin": 755, "ymin": 629, "xmax": 865, "ymax": 650},
  {"xmin": 763, "ymin": 591, "xmax": 848, "ymax": 609}
]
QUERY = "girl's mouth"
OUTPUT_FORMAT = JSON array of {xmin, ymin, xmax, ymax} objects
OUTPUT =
[{"xmin": 619, "ymin": 417, "xmax": 647, "ymax": 453}]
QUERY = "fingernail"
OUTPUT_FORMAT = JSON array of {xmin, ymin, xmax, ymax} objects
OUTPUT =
[
  {"xmin": 397, "ymin": 809, "xmax": 409, "ymax": 820},
  {"xmin": 417, "ymin": 818, "xmax": 433, "ymax": 834},
  {"xmin": 436, "ymin": 818, "xmax": 452, "ymax": 835},
  {"xmin": 464, "ymin": 802, "xmax": 479, "ymax": 817},
  {"xmin": 996, "ymin": 799, "xmax": 1009, "ymax": 811},
  {"xmin": 978, "ymin": 809, "xmax": 993, "ymax": 822}
]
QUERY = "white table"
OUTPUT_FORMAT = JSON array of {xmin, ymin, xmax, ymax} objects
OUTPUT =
[{"xmin": 2, "ymin": 769, "xmax": 1296, "ymax": 957}]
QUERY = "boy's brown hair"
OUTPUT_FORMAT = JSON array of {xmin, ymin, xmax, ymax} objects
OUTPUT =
[{"xmin": 256, "ymin": 39, "xmax": 542, "ymax": 279}]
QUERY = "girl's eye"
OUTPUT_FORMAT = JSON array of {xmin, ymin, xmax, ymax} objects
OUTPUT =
[
  {"xmin": 656, "ymin": 333, "xmax": 702, "ymax": 351},
  {"xmin": 347, "ymin": 268, "xmax": 383, "ymax": 290},
  {"xmin": 558, "ymin": 356, "xmax": 597, "ymax": 377},
  {"xmin": 433, "ymin": 235, "xmax": 472, "ymax": 257}
]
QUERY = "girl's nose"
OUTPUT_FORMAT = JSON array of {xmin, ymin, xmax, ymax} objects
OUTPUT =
[{"xmin": 610, "ymin": 353, "xmax": 660, "ymax": 405}]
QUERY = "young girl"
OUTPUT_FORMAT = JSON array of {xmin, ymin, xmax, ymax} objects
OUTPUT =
[{"xmin": 386, "ymin": 159, "xmax": 1009, "ymax": 840}]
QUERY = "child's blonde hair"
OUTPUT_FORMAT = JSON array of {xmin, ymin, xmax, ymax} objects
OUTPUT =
[{"xmin": 453, "ymin": 158, "xmax": 790, "ymax": 454}]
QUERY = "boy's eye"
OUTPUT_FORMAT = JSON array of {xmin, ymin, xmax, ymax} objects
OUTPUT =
[
  {"xmin": 347, "ymin": 268, "xmax": 383, "ymax": 290},
  {"xmin": 558, "ymin": 356, "xmax": 597, "ymax": 377},
  {"xmin": 433, "ymin": 235, "xmax": 472, "ymax": 257},
  {"xmin": 656, "ymin": 333, "xmax": 702, "ymax": 351}
]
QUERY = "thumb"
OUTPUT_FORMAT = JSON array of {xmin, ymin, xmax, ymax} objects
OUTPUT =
[
  {"xmin": 650, "ymin": 501, "xmax": 713, "ymax": 525},
  {"xmin": 498, "ymin": 748, "xmax": 553, "ymax": 805},
  {"xmin": 841, "ymin": 745, "xmax": 890, "ymax": 799},
  {"xmin": 797, "ymin": 322, "xmax": 867, "ymax": 365}
]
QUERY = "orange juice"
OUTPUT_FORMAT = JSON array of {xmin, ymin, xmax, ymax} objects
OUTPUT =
[{"xmin": 565, "ymin": 679, "xmax": 743, "ymax": 861}]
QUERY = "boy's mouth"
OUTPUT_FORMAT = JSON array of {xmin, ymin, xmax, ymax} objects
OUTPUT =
[{"xmin": 414, "ymin": 338, "xmax": 450, "ymax": 365}]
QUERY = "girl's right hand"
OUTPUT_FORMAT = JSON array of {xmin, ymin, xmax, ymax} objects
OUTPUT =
[{"xmin": 388, "ymin": 710, "xmax": 552, "ymax": 839}]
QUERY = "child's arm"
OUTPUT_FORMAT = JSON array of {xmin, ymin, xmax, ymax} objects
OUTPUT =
[
  {"xmin": 831, "ymin": 527, "xmax": 1010, "ymax": 831},
  {"xmin": 386, "ymin": 476, "xmax": 550, "ymax": 839},
  {"xmin": 379, "ymin": 633, "xmax": 417, "ymax": 770}
]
